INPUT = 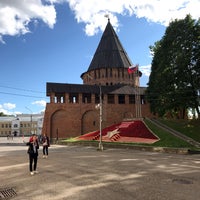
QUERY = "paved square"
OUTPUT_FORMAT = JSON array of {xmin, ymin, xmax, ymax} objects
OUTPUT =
[{"xmin": 0, "ymin": 143, "xmax": 200, "ymax": 200}]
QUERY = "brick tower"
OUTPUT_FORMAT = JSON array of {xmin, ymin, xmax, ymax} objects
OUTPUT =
[{"xmin": 42, "ymin": 19, "xmax": 153, "ymax": 140}]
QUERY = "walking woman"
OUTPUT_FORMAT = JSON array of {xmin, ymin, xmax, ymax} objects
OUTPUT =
[
  {"xmin": 42, "ymin": 133, "xmax": 50, "ymax": 158},
  {"xmin": 26, "ymin": 134, "xmax": 39, "ymax": 175}
]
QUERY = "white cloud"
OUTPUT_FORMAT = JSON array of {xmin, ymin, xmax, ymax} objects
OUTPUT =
[
  {"xmin": 32, "ymin": 100, "xmax": 46, "ymax": 107},
  {"xmin": 3, "ymin": 103, "xmax": 16, "ymax": 110},
  {"xmin": 0, "ymin": 0, "xmax": 56, "ymax": 43},
  {"xmin": 0, "ymin": 0, "xmax": 199, "ymax": 42},
  {"xmin": 0, "ymin": 103, "xmax": 16, "ymax": 115},
  {"xmin": 130, "ymin": 0, "xmax": 200, "ymax": 26},
  {"xmin": 0, "ymin": 108, "xmax": 9, "ymax": 115},
  {"xmin": 0, "ymin": 35, "xmax": 5, "ymax": 44},
  {"xmin": 140, "ymin": 64, "xmax": 151, "ymax": 77},
  {"xmin": 65, "ymin": 0, "xmax": 200, "ymax": 35}
]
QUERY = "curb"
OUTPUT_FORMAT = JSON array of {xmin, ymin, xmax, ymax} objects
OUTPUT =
[{"xmin": 56, "ymin": 141, "xmax": 192, "ymax": 155}]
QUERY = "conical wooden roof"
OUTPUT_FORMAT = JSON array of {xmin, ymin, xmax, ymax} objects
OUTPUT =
[{"xmin": 87, "ymin": 19, "xmax": 132, "ymax": 72}]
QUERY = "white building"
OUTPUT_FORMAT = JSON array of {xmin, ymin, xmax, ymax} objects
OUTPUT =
[{"xmin": 0, "ymin": 113, "xmax": 44, "ymax": 136}]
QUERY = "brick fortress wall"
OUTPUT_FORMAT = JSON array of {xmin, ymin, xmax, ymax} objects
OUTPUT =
[{"xmin": 42, "ymin": 86, "xmax": 154, "ymax": 140}]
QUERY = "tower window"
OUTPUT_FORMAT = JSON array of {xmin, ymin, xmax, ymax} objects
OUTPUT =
[
  {"xmin": 141, "ymin": 95, "xmax": 146, "ymax": 104},
  {"xmin": 107, "ymin": 94, "xmax": 115, "ymax": 104},
  {"xmin": 110, "ymin": 68, "xmax": 112, "ymax": 77},
  {"xmin": 82, "ymin": 93, "xmax": 91, "ymax": 103},
  {"xmin": 118, "ymin": 94, "xmax": 125, "ymax": 104},
  {"xmin": 69, "ymin": 93, "xmax": 79, "ymax": 103},
  {"xmin": 95, "ymin": 94, "xmax": 100, "ymax": 104},
  {"xmin": 129, "ymin": 95, "xmax": 135, "ymax": 104}
]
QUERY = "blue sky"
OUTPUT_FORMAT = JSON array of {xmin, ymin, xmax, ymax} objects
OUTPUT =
[{"xmin": 0, "ymin": 0, "xmax": 199, "ymax": 115}]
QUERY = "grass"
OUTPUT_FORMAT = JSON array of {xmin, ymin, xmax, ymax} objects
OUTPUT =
[
  {"xmin": 144, "ymin": 119, "xmax": 195, "ymax": 148},
  {"xmin": 63, "ymin": 137, "xmax": 78, "ymax": 142},
  {"xmin": 157, "ymin": 119, "xmax": 200, "ymax": 142}
]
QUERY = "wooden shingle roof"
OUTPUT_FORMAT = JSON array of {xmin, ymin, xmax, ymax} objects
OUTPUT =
[
  {"xmin": 87, "ymin": 19, "xmax": 132, "ymax": 72},
  {"xmin": 47, "ymin": 82, "xmax": 146, "ymax": 96}
]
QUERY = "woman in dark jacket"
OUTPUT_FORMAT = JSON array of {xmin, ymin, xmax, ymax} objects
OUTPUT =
[{"xmin": 26, "ymin": 134, "xmax": 39, "ymax": 175}]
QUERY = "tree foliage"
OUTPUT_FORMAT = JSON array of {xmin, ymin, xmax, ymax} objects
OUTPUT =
[
  {"xmin": 146, "ymin": 15, "xmax": 200, "ymax": 119},
  {"xmin": 0, "ymin": 112, "xmax": 7, "ymax": 116}
]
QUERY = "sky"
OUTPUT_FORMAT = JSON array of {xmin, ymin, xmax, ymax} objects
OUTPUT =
[{"xmin": 0, "ymin": 0, "xmax": 199, "ymax": 115}]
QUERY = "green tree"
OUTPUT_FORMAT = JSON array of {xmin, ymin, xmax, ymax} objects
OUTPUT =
[
  {"xmin": 0, "ymin": 112, "xmax": 6, "ymax": 116},
  {"xmin": 146, "ymin": 15, "xmax": 200, "ymax": 119}
]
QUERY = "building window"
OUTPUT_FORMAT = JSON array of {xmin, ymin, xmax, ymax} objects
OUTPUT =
[
  {"xmin": 118, "ymin": 68, "xmax": 120, "ymax": 78},
  {"xmin": 141, "ymin": 95, "xmax": 146, "ymax": 104},
  {"xmin": 122, "ymin": 69, "xmax": 124, "ymax": 78},
  {"xmin": 107, "ymin": 94, "xmax": 115, "ymax": 104},
  {"xmin": 98, "ymin": 69, "xmax": 100, "ymax": 78},
  {"xmin": 110, "ymin": 68, "xmax": 112, "ymax": 77},
  {"xmin": 129, "ymin": 95, "xmax": 135, "ymax": 104},
  {"xmin": 118, "ymin": 94, "xmax": 125, "ymax": 104},
  {"xmin": 82, "ymin": 93, "xmax": 91, "ymax": 103},
  {"xmin": 60, "ymin": 96, "xmax": 64, "ymax": 103},
  {"xmin": 2, "ymin": 124, "xmax": 4, "ymax": 128},
  {"xmin": 94, "ymin": 70, "xmax": 97, "ymax": 79},
  {"xmin": 95, "ymin": 94, "xmax": 100, "ymax": 104},
  {"xmin": 69, "ymin": 93, "xmax": 79, "ymax": 103}
]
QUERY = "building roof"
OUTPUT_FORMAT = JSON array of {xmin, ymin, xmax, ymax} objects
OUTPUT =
[
  {"xmin": 86, "ymin": 19, "xmax": 133, "ymax": 72},
  {"xmin": 47, "ymin": 82, "xmax": 146, "ymax": 95},
  {"xmin": 0, "ymin": 116, "xmax": 15, "ymax": 122},
  {"xmin": 0, "ymin": 114, "xmax": 43, "ymax": 122}
]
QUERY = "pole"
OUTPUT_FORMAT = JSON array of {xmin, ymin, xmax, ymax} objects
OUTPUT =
[
  {"xmin": 134, "ymin": 66, "xmax": 142, "ymax": 119},
  {"xmin": 98, "ymin": 84, "xmax": 103, "ymax": 151},
  {"xmin": 137, "ymin": 69, "xmax": 142, "ymax": 118},
  {"xmin": 86, "ymin": 74, "xmax": 103, "ymax": 150}
]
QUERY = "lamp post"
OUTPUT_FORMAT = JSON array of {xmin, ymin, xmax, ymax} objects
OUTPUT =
[
  {"xmin": 25, "ymin": 107, "xmax": 33, "ymax": 135},
  {"xmin": 86, "ymin": 74, "xmax": 103, "ymax": 150},
  {"xmin": 98, "ymin": 84, "xmax": 103, "ymax": 151}
]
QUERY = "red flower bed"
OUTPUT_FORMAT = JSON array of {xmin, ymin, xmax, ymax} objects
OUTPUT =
[
  {"xmin": 78, "ymin": 123, "xmax": 120, "ymax": 139},
  {"xmin": 78, "ymin": 120, "xmax": 159, "ymax": 142},
  {"xmin": 118, "ymin": 120, "xmax": 158, "ymax": 139}
]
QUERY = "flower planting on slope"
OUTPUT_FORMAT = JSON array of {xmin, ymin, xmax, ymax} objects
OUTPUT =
[{"xmin": 77, "ymin": 120, "xmax": 159, "ymax": 144}]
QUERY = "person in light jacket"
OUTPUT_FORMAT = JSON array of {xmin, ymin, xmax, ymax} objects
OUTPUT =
[{"xmin": 42, "ymin": 133, "xmax": 50, "ymax": 158}]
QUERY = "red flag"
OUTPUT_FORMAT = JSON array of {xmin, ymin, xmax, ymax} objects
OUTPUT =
[{"xmin": 128, "ymin": 64, "xmax": 138, "ymax": 74}]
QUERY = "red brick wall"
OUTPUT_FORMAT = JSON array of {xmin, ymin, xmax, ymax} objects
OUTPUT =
[
  {"xmin": 42, "ymin": 95, "xmax": 155, "ymax": 140},
  {"xmin": 82, "ymin": 68, "xmax": 139, "ymax": 86}
]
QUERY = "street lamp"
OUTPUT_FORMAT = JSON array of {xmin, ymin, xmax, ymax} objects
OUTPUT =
[
  {"xmin": 98, "ymin": 84, "xmax": 103, "ymax": 151},
  {"xmin": 86, "ymin": 74, "xmax": 103, "ymax": 150},
  {"xmin": 25, "ymin": 107, "xmax": 33, "ymax": 135}
]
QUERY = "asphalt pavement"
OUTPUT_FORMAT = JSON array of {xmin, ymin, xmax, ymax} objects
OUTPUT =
[{"xmin": 0, "ymin": 137, "xmax": 200, "ymax": 200}]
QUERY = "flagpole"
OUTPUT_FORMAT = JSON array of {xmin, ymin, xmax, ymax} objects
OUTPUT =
[
  {"xmin": 128, "ymin": 64, "xmax": 142, "ymax": 119},
  {"xmin": 137, "ymin": 68, "xmax": 142, "ymax": 118},
  {"xmin": 98, "ymin": 84, "xmax": 103, "ymax": 151},
  {"xmin": 135, "ymin": 77, "xmax": 139, "ymax": 118},
  {"xmin": 136, "ymin": 66, "xmax": 142, "ymax": 118}
]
